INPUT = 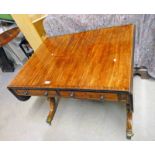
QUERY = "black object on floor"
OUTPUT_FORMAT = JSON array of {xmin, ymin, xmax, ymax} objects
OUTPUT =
[
  {"xmin": 19, "ymin": 37, "xmax": 34, "ymax": 58},
  {"xmin": 0, "ymin": 27, "xmax": 20, "ymax": 72},
  {"xmin": 0, "ymin": 47, "xmax": 14, "ymax": 72}
]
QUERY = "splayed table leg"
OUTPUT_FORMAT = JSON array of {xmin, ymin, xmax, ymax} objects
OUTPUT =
[{"xmin": 46, "ymin": 97, "xmax": 58, "ymax": 125}]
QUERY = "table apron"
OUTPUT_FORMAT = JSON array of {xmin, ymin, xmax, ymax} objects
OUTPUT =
[{"xmin": 13, "ymin": 89, "xmax": 128, "ymax": 102}]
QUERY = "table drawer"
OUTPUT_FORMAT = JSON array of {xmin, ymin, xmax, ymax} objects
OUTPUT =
[
  {"xmin": 15, "ymin": 89, "xmax": 56, "ymax": 96},
  {"xmin": 75, "ymin": 92, "xmax": 118, "ymax": 101},
  {"xmin": 59, "ymin": 91, "xmax": 118, "ymax": 101}
]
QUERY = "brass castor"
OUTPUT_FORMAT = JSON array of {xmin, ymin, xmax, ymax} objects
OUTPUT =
[
  {"xmin": 126, "ymin": 130, "xmax": 134, "ymax": 139},
  {"xmin": 46, "ymin": 114, "xmax": 53, "ymax": 125}
]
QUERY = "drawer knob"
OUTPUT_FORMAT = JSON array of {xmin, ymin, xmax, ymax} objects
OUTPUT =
[
  {"xmin": 100, "ymin": 95, "xmax": 104, "ymax": 101},
  {"xmin": 23, "ymin": 91, "xmax": 28, "ymax": 96},
  {"xmin": 70, "ymin": 92, "xmax": 74, "ymax": 97},
  {"xmin": 44, "ymin": 91, "xmax": 48, "ymax": 96}
]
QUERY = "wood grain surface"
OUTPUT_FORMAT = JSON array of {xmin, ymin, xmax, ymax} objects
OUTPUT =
[
  {"xmin": 0, "ymin": 27, "xmax": 20, "ymax": 47},
  {"xmin": 8, "ymin": 24, "xmax": 134, "ymax": 92}
]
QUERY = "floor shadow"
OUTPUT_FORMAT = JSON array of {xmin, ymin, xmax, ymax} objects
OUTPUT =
[{"xmin": 27, "ymin": 96, "xmax": 47, "ymax": 117}]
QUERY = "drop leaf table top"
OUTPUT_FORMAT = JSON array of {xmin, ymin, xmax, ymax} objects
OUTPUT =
[
  {"xmin": 7, "ymin": 24, "xmax": 135, "ymax": 139},
  {"xmin": 8, "ymin": 24, "xmax": 134, "ymax": 92}
]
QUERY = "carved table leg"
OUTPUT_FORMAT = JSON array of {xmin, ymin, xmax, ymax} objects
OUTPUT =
[
  {"xmin": 126, "ymin": 94, "xmax": 134, "ymax": 139},
  {"xmin": 46, "ymin": 97, "xmax": 58, "ymax": 125}
]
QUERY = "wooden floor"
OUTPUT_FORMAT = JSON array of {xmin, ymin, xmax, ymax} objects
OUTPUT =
[{"xmin": 8, "ymin": 24, "xmax": 134, "ymax": 92}]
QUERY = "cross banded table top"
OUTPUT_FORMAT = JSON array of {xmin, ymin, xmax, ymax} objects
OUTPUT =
[{"xmin": 8, "ymin": 24, "xmax": 134, "ymax": 93}]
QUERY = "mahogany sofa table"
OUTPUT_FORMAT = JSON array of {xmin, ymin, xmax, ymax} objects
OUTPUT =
[{"xmin": 8, "ymin": 24, "xmax": 135, "ymax": 139}]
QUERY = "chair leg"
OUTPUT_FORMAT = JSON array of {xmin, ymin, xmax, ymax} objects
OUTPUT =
[{"xmin": 46, "ymin": 97, "xmax": 58, "ymax": 125}]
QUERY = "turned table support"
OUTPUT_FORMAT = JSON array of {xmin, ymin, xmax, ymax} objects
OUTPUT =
[
  {"xmin": 126, "ymin": 93, "xmax": 134, "ymax": 139},
  {"xmin": 46, "ymin": 97, "xmax": 58, "ymax": 125}
]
